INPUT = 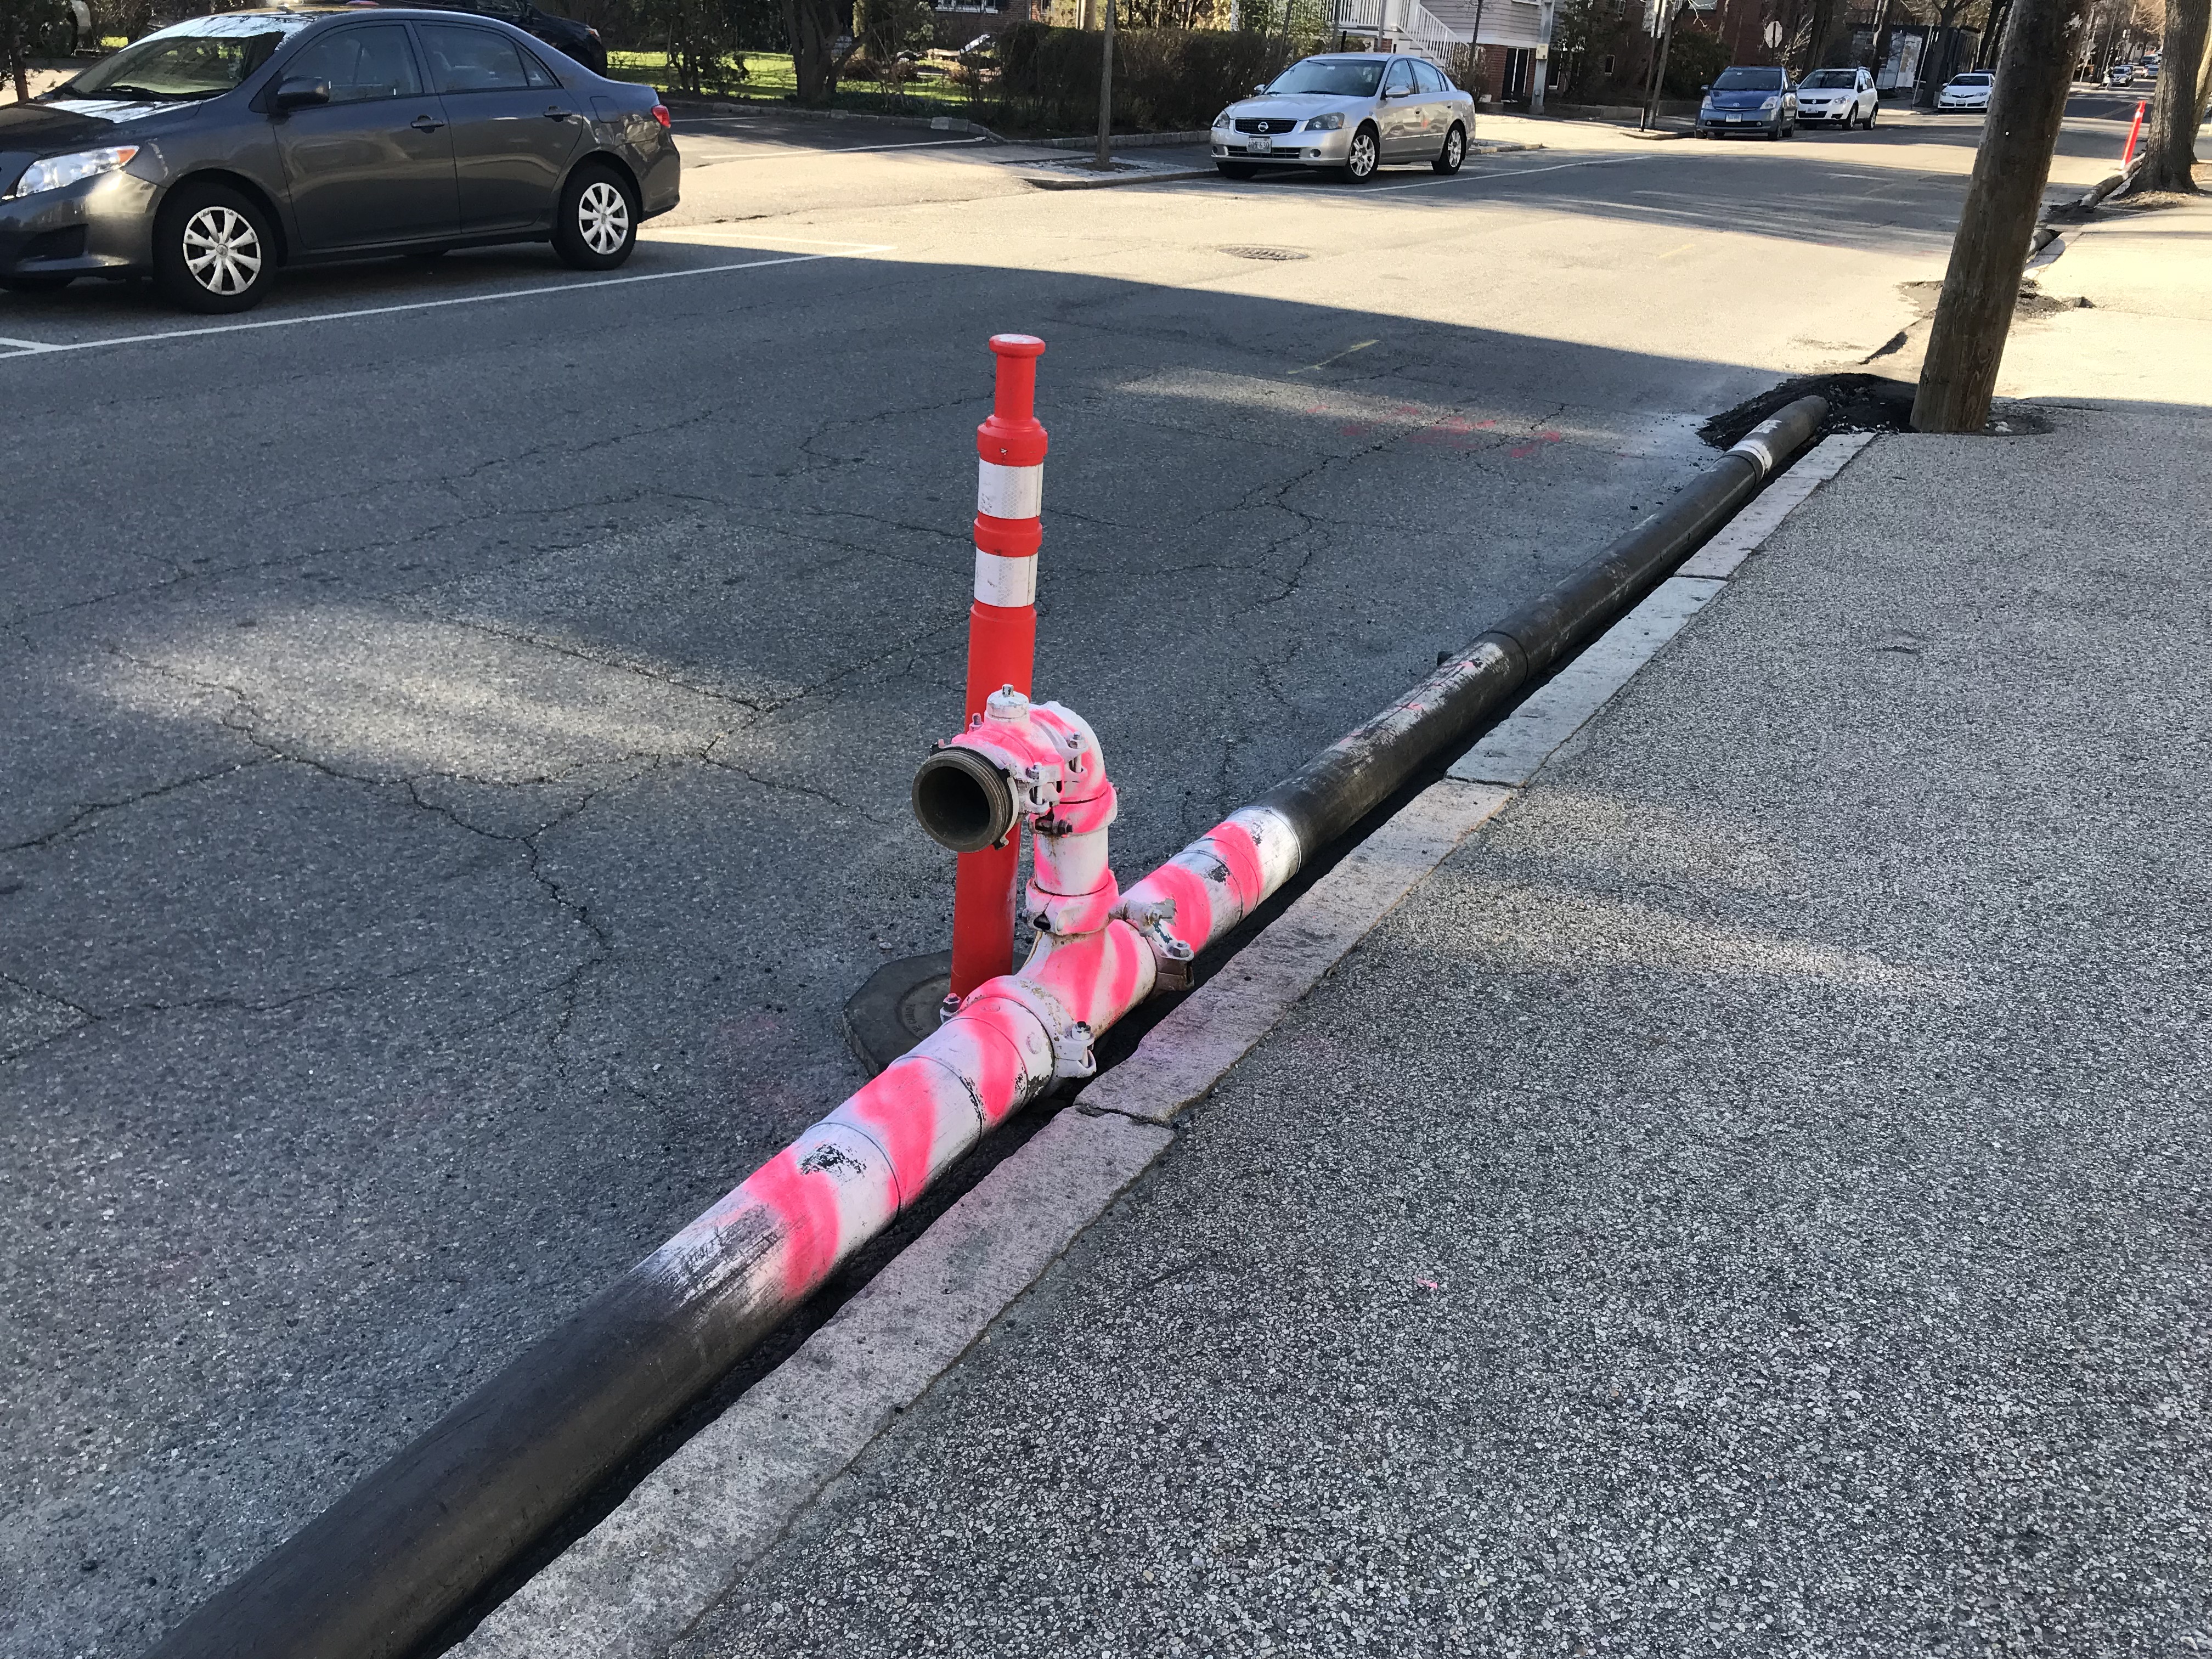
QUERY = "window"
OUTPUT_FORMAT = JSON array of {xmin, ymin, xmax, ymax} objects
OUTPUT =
[
  {"xmin": 1801, "ymin": 69, "xmax": 1856, "ymax": 87},
  {"xmin": 283, "ymin": 25, "xmax": 422, "ymax": 103},
  {"xmin": 420, "ymin": 23, "xmax": 532, "ymax": 92},
  {"xmin": 1266, "ymin": 58, "xmax": 1385, "ymax": 97},
  {"xmin": 518, "ymin": 44, "xmax": 559, "ymax": 86},
  {"xmin": 1711, "ymin": 66, "xmax": 1785, "ymax": 89},
  {"xmin": 1383, "ymin": 59, "xmax": 1416, "ymax": 95},
  {"xmin": 1413, "ymin": 59, "xmax": 1448, "ymax": 92},
  {"xmin": 69, "ymin": 15, "xmax": 309, "ymax": 99}
]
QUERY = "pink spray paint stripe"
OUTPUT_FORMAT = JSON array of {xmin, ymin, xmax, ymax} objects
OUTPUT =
[
  {"xmin": 1208, "ymin": 823, "xmax": 1266, "ymax": 913},
  {"xmin": 741, "ymin": 1149, "xmax": 844, "ymax": 1300},
  {"xmin": 844, "ymin": 1062, "xmax": 947, "ymax": 1213}
]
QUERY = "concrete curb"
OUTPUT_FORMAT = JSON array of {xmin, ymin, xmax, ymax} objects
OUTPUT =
[
  {"xmin": 1022, "ymin": 164, "xmax": 1217, "ymax": 191},
  {"xmin": 442, "ymin": 433, "xmax": 1878, "ymax": 1659}
]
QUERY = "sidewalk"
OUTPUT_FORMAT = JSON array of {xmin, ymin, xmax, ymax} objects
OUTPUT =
[{"xmin": 634, "ymin": 216, "xmax": 2212, "ymax": 1652}]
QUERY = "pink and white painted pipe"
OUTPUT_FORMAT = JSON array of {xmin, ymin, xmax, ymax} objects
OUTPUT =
[
  {"xmin": 147, "ymin": 394, "xmax": 1833, "ymax": 1659},
  {"xmin": 663, "ymin": 686, "xmax": 1296, "ymax": 1330}
]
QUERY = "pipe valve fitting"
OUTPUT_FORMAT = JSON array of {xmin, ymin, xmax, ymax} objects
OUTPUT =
[{"xmin": 912, "ymin": 686, "xmax": 1121, "ymax": 939}]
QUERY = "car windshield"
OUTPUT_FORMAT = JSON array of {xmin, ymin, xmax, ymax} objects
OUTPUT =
[
  {"xmin": 1267, "ymin": 58, "xmax": 1385, "ymax": 97},
  {"xmin": 65, "ymin": 15, "xmax": 310, "ymax": 99},
  {"xmin": 1712, "ymin": 67, "xmax": 1786, "ymax": 90},
  {"xmin": 1801, "ymin": 70, "xmax": 1855, "ymax": 87},
  {"xmin": 1952, "ymin": 73, "xmax": 1991, "ymax": 84}
]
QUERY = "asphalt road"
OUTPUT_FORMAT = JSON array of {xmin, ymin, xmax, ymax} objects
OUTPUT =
[{"xmin": 0, "ymin": 104, "xmax": 2135, "ymax": 1657}]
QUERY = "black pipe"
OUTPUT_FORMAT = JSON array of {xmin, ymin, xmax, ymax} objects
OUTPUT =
[
  {"xmin": 1253, "ymin": 394, "xmax": 1827, "ymax": 855},
  {"xmin": 140, "ymin": 392, "xmax": 1827, "ymax": 1659}
]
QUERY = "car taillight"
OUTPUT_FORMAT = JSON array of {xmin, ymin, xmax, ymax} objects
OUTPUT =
[{"xmin": 651, "ymin": 103, "xmax": 670, "ymax": 128}]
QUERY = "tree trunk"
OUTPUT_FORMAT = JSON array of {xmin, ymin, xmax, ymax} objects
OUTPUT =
[
  {"xmin": 2138, "ymin": 0, "xmax": 2208, "ymax": 190},
  {"xmin": 1093, "ymin": 0, "xmax": 1114, "ymax": 163},
  {"xmin": 1911, "ymin": 0, "xmax": 2090, "ymax": 431},
  {"xmin": 8, "ymin": 17, "xmax": 27, "ymax": 108},
  {"xmin": 782, "ymin": 0, "xmax": 840, "ymax": 103}
]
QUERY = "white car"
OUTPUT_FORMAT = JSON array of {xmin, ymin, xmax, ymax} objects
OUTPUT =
[
  {"xmin": 1795, "ymin": 66, "xmax": 1879, "ymax": 127},
  {"xmin": 1211, "ymin": 53, "xmax": 1476, "ymax": 183},
  {"xmin": 1937, "ymin": 71, "xmax": 1993, "ymax": 111}
]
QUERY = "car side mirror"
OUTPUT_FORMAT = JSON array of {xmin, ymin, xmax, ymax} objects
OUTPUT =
[
  {"xmin": 1251, "ymin": 82, "xmax": 1267, "ymax": 93},
  {"xmin": 1700, "ymin": 82, "xmax": 1711, "ymax": 92},
  {"xmin": 273, "ymin": 75, "xmax": 332, "ymax": 111}
]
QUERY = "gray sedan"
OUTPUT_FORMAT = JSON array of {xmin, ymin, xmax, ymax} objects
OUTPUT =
[
  {"xmin": 1211, "ymin": 53, "xmax": 1475, "ymax": 183},
  {"xmin": 0, "ymin": 6, "xmax": 679, "ymax": 312}
]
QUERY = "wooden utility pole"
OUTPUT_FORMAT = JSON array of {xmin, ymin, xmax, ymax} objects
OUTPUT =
[
  {"xmin": 1093, "ymin": 0, "xmax": 1116, "ymax": 166},
  {"xmin": 1641, "ymin": 0, "xmax": 1679, "ymax": 129},
  {"xmin": 2137, "ymin": 0, "xmax": 2209, "ymax": 191},
  {"xmin": 1910, "ymin": 0, "xmax": 2091, "ymax": 431}
]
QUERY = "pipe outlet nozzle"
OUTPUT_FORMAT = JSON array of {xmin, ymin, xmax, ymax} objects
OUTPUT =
[{"xmin": 913, "ymin": 746, "xmax": 1017, "ymax": 853}]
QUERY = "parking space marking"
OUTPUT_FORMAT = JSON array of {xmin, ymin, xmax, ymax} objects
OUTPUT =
[{"xmin": 0, "ymin": 240, "xmax": 893, "ymax": 361}]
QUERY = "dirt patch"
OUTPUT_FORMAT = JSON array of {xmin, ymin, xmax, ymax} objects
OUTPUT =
[
  {"xmin": 1700, "ymin": 374, "xmax": 1918, "ymax": 447},
  {"xmin": 1898, "ymin": 279, "xmax": 2090, "ymax": 319},
  {"xmin": 1701, "ymin": 373, "xmax": 2053, "ymax": 448}
]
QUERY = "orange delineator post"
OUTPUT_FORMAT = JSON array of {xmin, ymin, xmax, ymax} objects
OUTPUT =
[
  {"xmin": 2122, "ymin": 99, "xmax": 2146, "ymax": 165},
  {"xmin": 949, "ymin": 334, "xmax": 1049, "ymax": 999}
]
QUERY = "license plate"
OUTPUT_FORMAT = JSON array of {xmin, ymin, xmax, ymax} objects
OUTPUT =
[{"xmin": 1248, "ymin": 134, "xmax": 1272, "ymax": 154}]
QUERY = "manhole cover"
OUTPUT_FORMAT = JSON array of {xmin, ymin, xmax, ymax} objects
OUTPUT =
[{"xmin": 1220, "ymin": 245, "xmax": 1309, "ymax": 261}]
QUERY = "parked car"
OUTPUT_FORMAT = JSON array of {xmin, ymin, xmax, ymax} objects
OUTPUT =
[
  {"xmin": 2104, "ymin": 61, "xmax": 2134, "ymax": 85},
  {"xmin": 0, "ymin": 8, "xmax": 679, "ymax": 312},
  {"xmin": 360, "ymin": 0, "xmax": 607, "ymax": 76},
  {"xmin": 1795, "ymin": 65, "xmax": 1878, "ymax": 127},
  {"xmin": 1210, "ymin": 53, "xmax": 1475, "ymax": 183},
  {"xmin": 1936, "ymin": 70, "xmax": 1993, "ymax": 110},
  {"xmin": 1696, "ymin": 66, "xmax": 1798, "ymax": 138}
]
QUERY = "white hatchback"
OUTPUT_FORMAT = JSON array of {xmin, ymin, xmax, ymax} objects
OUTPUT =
[{"xmin": 1796, "ymin": 66, "xmax": 1880, "ymax": 127}]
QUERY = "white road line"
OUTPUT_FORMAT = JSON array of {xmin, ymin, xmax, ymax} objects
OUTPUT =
[
  {"xmin": 0, "ymin": 242, "xmax": 893, "ymax": 360},
  {"xmin": 1362, "ymin": 151, "xmax": 1666, "ymax": 193}
]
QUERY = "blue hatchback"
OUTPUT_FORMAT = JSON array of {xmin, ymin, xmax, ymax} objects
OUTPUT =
[{"xmin": 1697, "ymin": 66, "xmax": 1798, "ymax": 139}]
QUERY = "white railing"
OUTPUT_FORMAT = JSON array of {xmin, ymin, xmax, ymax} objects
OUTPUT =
[{"xmin": 1333, "ymin": 0, "xmax": 1458, "ymax": 63}]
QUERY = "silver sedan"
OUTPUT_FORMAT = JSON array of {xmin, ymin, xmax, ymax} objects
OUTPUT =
[{"xmin": 1211, "ymin": 53, "xmax": 1475, "ymax": 183}]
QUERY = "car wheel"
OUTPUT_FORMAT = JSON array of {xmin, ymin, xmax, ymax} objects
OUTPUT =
[
  {"xmin": 1865, "ymin": 100, "xmax": 1878, "ymax": 126},
  {"xmin": 0, "ymin": 273, "xmax": 74, "ymax": 294},
  {"xmin": 553, "ymin": 164, "xmax": 637, "ymax": 271},
  {"xmin": 1344, "ymin": 123, "xmax": 1379, "ymax": 182},
  {"xmin": 1433, "ymin": 122, "xmax": 1466, "ymax": 174},
  {"xmin": 153, "ymin": 180, "xmax": 275, "ymax": 314},
  {"xmin": 1216, "ymin": 162, "xmax": 1259, "ymax": 180}
]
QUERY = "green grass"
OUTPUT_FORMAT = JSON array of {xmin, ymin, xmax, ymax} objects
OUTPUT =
[{"xmin": 605, "ymin": 48, "xmax": 978, "ymax": 115}]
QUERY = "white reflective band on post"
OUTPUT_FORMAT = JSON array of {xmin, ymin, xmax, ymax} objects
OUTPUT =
[
  {"xmin": 974, "ymin": 548, "xmax": 1037, "ymax": 607},
  {"xmin": 977, "ymin": 459, "xmax": 1043, "ymax": 521}
]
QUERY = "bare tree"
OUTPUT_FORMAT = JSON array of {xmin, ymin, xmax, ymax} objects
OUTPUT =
[{"xmin": 2135, "ymin": 0, "xmax": 2207, "ymax": 188}]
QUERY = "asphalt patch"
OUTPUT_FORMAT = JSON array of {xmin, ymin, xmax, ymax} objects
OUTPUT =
[{"xmin": 1703, "ymin": 373, "xmax": 2054, "ymax": 447}]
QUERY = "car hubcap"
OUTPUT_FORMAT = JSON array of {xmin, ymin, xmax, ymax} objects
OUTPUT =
[
  {"xmin": 579, "ymin": 180, "xmax": 629, "ymax": 255},
  {"xmin": 1351, "ymin": 135, "xmax": 1375, "ymax": 175},
  {"xmin": 182, "ymin": 206, "xmax": 261, "ymax": 296},
  {"xmin": 1447, "ymin": 132, "xmax": 1464, "ymax": 165}
]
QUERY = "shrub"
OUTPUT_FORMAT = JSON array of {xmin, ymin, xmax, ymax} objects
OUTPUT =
[{"xmin": 986, "ymin": 20, "xmax": 1294, "ymax": 134}]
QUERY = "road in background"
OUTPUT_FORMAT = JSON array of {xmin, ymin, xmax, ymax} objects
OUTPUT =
[{"xmin": 0, "ymin": 103, "xmax": 2134, "ymax": 1657}]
